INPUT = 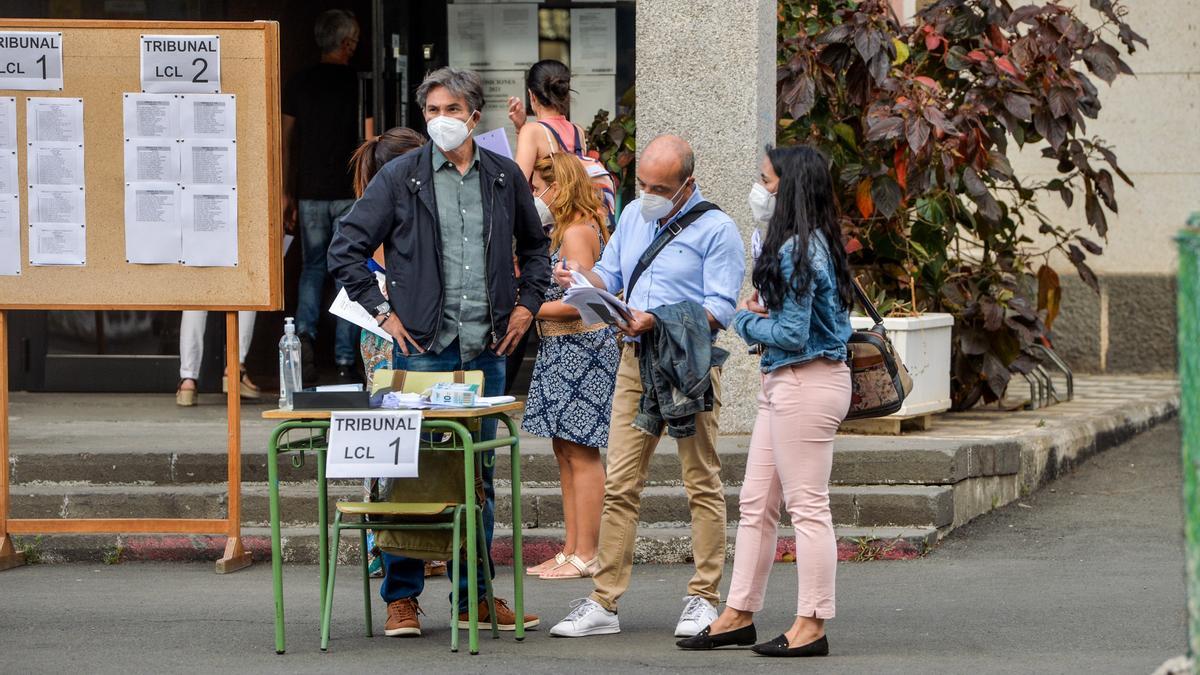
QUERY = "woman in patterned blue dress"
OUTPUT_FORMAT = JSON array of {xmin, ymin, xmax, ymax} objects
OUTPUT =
[{"xmin": 522, "ymin": 153, "xmax": 619, "ymax": 580}]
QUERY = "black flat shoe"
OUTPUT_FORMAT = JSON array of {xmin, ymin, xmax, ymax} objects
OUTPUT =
[
  {"xmin": 676, "ymin": 623, "xmax": 757, "ymax": 650},
  {"xmin": 750, "ymin": 633, "xmax": 829, "ymax": 657}
]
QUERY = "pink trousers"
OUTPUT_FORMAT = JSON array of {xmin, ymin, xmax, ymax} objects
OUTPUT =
[{"xmin": 726, "ymin": 358, "xmax": 851, "ymax": 619}]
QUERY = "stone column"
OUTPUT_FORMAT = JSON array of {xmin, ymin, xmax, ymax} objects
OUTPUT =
[{"xmin": 636, "ymin": 0, "xmax": 776, "ymax": 433}]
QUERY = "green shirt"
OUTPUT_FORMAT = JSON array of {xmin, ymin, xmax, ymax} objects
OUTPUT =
[{"xmin": 430, "ymin": 144, "xmax": 491, "ymax": 361}]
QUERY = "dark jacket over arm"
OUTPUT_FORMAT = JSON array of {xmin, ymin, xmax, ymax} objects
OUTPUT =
[{"xmin": 328, "ymin": 142, "xmax": 551, "ymax": 351}]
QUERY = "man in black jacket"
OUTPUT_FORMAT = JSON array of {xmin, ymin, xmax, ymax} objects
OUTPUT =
[{"xmin": 328, "ymin": 66, "xmax": 549, "ymax": 638}]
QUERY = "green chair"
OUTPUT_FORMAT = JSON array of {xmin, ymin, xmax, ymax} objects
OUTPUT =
[
  {"xmin": 319, "ymin": 369, "xmax": 498, "ymax": 654},
  {"xmin": 319, "ymin": 499, "xmax": 497, "ymax": 653}
]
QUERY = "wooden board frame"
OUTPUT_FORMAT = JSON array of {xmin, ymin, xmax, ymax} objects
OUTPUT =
[
  {"xmin": 0, "ymin": 19, "xmax": 283, "ymax": 310},
  {"xmin": 0, "ymin": 19, "xmax": 281, "ymax": 574}
]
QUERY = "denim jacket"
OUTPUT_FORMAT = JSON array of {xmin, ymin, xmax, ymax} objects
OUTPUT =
[
  {"xmin": 635, "ymin": 301, "xmax": 729, "ymax": 438},
  {"xmin": 734, "ymin": 234, "xmax": 852, "ymax": 373}
]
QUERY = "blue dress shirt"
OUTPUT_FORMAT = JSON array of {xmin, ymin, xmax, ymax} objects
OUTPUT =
[{"xmin": 592, "ymin": 187, "xmax": 746, "ymax": 329}]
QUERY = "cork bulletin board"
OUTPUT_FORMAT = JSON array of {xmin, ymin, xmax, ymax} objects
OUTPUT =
[{"xmin": 0, "ymin": 19, "xmax": 282, "ymax": 310}]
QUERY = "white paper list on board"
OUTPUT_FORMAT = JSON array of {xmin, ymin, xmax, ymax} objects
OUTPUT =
[
  {"xmin": 181, "ymin": 185, "xmax": 237, "ymax": 267},
  {"xmin": 181, "ymin": 140, "xmax": 235, "ymax": 185},
  {"xmin": 180, "ymin": 94, "xmax": 235, "ymax": 139},
  {"xmin": 28, "ymin": 143, "xmax": 84, "ymax": 186},
  {"xmin": 0, "ymin": 194, "xmax": 20, "ymax": 275},
  {"xmin": 124, "ymin": 182, "xmax": 181, "ymax": 264},
  {"xmin": 124, "ymin": 140, "xmax": 180, "ymax": 182},
  {"xmin": 122, "ymin": 93, "xmax": 179, "ymax": 139},
  {"xmin": 26, "ymin": 97, "xmax": 83, "ymax": 143},
  {"xmin": 30, "ymin": 222, "xmax": 85, "ymax": 266},
  {"xmin": 0, "ymin": 149, "xmax": 17, "ymax": 194},
  {"xmin": 28, "ymin": 185, "xmax": 84, "ymax": 223},
  {"xmin": 0, "ymin": 97, "xmax": 16, "ymax": 149}
]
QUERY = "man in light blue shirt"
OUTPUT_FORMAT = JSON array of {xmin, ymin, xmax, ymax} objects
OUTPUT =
[{"xmin": 549, "ymin": 134, "xmax": 746, "ymax": 640}]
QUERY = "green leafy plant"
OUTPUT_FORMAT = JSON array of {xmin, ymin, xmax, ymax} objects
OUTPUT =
[
  {"xmin": 777, "ymin": 0, "xmax": 1144, "ymax": 409},
  {"xmin": 585, "ymin": 86, "xmax": 637, "ymax": 209},
  {"xmin": 16, "ymin": 535, "xmax": 44, "ymax": 564}
]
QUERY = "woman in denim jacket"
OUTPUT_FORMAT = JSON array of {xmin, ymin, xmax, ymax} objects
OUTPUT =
[{"xmin": 677, "ymin": 145, "xmax": 853, "ymax": 657}]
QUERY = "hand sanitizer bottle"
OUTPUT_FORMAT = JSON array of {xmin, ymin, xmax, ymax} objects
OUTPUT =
[{"xmin": 278, "ymin": 317, "xmax": 302, "ymax": 410}]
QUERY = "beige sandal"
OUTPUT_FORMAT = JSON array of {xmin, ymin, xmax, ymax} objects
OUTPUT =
[
  {"xmin": 526, "ymin": 551, "xmax": 567, "ymax": 576},
  {"xmin": 222, "ymin": 365, "xmax": 262, "ymax": 400},
  {"xmin": 175, "ymin": 379, "xmax": 197, "ymax": 407},
  {"xmin": 540, "ymin": 554, "xmax": 598, "ymax": 580}
]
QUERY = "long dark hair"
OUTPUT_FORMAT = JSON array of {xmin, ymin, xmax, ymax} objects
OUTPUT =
[
  {"xmin": 526, "ymin": 59, "xmax": 572, "ymax": 114},
  {"xmin": 753, "ymin": 145, "xmax": 854, "ymax": 312},
  {"xmin": 350, "ymin": 127, "xmax": 426, "ymax": 197}
]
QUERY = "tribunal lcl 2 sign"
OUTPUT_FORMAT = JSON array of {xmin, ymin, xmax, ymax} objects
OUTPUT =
[
  {"xmin": 327, "ymin": 410, "xmax": 422, "ymax": 479},
  {"xmin": 140, "ymin": 34, "xmax": 221, "ymax": 93}
]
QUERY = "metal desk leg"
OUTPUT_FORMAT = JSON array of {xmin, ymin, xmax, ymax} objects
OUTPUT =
[
  {"xmin": 460, "ymin": 424, "xmax": 480, "ymax": 655},
  {"xmin": 502, "ymin": 414, "xmax": 525, "ymax": 642},
  {"xmin": 317, "ymin": 447, "xmax": 329, "ymax": 617},
  {"xmin": 268, "ymin": 425, "xmax": 287, "ymax": 654}
]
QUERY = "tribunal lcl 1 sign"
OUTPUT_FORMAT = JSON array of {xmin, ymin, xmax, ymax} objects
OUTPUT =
[{"xmin": 326, "ymin": 410, "xmax": 423, "ymax": 479}]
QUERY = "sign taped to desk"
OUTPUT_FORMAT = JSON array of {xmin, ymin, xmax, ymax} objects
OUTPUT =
[{"xmin": 327, "ymin": 410, "xmax": 422, "ymax": 478}]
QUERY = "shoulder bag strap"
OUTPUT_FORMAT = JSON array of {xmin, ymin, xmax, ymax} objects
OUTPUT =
[
  {"xmin": 852, "ymin": 278, "xmax": 886, "ymax": 327},
  {"xmin": 626, "ymin": 202, "xmax": 720, "ymax": 297}
]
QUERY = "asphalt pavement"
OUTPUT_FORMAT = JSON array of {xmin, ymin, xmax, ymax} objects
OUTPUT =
[{"xmin": 0, "ymin": 421, "xmax": 1186, "ymax": 674}]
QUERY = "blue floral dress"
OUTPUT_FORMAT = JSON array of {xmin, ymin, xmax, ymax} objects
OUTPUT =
[{"xmin": 522, "ymin": 239, "xmax": 619, "ymax": 448}]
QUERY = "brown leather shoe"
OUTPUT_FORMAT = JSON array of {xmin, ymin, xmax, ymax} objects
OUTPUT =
[
  {"xmin": 384, "ymin": 598, "xmax": 422, "ymax": 637},
  {"xmin": 457, "ymin": 597, "xmax": 539, "ymax": 631},
  {"xmin": 424, "ymin": 560, "xmax": 447, "ymax": 577}
]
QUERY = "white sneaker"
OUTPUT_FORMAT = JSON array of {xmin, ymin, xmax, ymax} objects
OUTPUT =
[
  {"xmin": 674, "ymin": 595, "xmax": 718, "ymax": 637},
  {"xmin": 549, "ymin": 598, "xmax": 620, "ymax": 637}
]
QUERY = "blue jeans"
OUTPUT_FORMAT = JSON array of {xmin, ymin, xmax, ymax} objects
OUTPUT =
[
  {"xmin": 297, "ymin": 198, "xmax": 358, "ymax": 366},
  {"xmin": 380, "ymin": 339, "xmax": 506, "ymax": 610}
]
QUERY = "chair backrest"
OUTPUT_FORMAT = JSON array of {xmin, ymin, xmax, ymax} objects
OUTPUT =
[{"xmin": 369, "ymin": 369, "xmax": 486, "ymax": 397}]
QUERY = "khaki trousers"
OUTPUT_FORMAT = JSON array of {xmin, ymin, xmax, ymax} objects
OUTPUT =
[{"xmin": 590, "ymin": 346, "xmax": 726, "ymax": 612}]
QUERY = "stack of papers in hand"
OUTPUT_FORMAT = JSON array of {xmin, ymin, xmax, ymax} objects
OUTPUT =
[{"xmin": 562, "ymin": 271, "xmax": 633, "ymax": 327}]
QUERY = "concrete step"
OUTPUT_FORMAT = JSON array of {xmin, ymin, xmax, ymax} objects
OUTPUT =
[
  {"xmin": 9, "ymin": 478, "xmax": 1007, "ymax": 530},
  {"xmin": 6, "ymin": 524, "xmax": 938, "ymax": 566},
  {"xmin": 7, "ymin": 435, "xmax": 1021, "ymax": 487}
]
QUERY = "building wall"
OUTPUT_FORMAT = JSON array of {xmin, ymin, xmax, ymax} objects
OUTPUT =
[
  {"xmin": 636, "ymin": 0, "xmax": 776, "ymax": 433},
  {"xmin": 1006, "ymin": 0, "xmax": 1195, "ymax": 373}
]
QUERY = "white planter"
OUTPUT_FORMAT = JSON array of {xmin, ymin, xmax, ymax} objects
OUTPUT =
[{"xmin": 850, "ymin": 312, "xmax": 953, "ymax": 417}]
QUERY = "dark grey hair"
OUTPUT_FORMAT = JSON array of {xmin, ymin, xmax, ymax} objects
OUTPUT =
[
  {"xmin": 415, "ymin": 67, "xmax": 485, "ymax": 113},
  {"xmin": 315, "ymin": 9, "xmax": 357, "ymax": 54}
]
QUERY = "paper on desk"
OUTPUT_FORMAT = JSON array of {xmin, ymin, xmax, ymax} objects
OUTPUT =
[{"xmin": 330, "ymin": 286, "xmax": 392, "ymax": 341}]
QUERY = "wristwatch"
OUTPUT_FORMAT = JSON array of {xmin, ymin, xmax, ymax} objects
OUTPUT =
[{"xmin": 373, "ymin": 302, "xmax": 392, "ymax": 324}]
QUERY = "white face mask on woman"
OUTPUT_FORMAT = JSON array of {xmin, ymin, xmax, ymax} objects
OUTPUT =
[
  {"xmin": 426, "ymin": 113, "xmax": 475, "ymax": 152},
  {"xmin": 640, "ymin": 179, "xmax": 690, "ymax": 222},
  {"xmin": 747, "ymin": 182, "xmax": 777, "ymax": 225}
]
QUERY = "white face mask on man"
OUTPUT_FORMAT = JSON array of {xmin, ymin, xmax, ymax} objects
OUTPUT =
[
  {"xmin": 747, "ymin": 182, "xmax": 777, "ymax": 225},
  {"xmin": 426, "ymin": 112, "xmax": 476, "ymax": 152},
  {"xmin": 640, "ymin": 179, "xmax": 691, "ymax": 222}
]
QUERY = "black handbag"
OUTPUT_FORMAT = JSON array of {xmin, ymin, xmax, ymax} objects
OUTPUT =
[{"xmin": 845, "ymin": 281, "xmax": 913, "ymax": 420}]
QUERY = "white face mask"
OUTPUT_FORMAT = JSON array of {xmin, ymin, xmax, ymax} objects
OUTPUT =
[
  {"xmin": 426, "ymin": 113, "xmax": 474, "ymax": 152},
  {"xmin": 639, "ymin": 180, "xmax": 690, "ymax": 222},
  {"xmin": 748, "ymin": 182, "xmax": 777, "ymax": 225},
  {"xmin": 533, "ymin": 196, "xmax": 554, "ymax": 229}
]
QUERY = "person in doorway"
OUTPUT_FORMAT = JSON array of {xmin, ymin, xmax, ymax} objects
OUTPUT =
[
  {"xmin": 675, "ymin": 145, "xmax": 853, "ymax": 657},
  {"xmin": 547, "ymin": 135, "xmax": 745, "ymax": 639},
  {"xmin": 282, "ymin": 8, "xmax": 368, "ymax": 385},
  {"xmin": 175, "ymin": 311, "xmax": 260, "ymax": 406},
  {"xmin": 329, "ymin": 66, "xmax": 549, "ymax": 638},
  {"xmin": 521, "ymin": 153, "xmax": 618, "ymax": 580}
]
